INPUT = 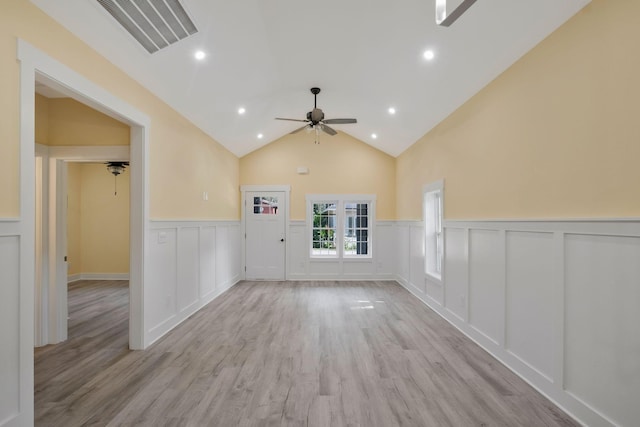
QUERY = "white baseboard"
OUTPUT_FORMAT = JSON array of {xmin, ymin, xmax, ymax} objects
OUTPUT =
[{"xmin": 67, "ymin": 273, "xmax": 130, "ymax": 283}]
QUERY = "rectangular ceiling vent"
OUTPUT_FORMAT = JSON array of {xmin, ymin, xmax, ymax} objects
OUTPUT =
[{"xmin": 97, "ymin": 0, "xmax": 198, "ymax": 54}]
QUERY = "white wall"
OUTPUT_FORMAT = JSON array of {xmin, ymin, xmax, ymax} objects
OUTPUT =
[
  {"xmin": 287, "ymin": 220, "xmax": 395, "ymax": 280},
  {"xmin": 146, "ymin": 220, "xmax": 242, "ymax": 346},
  {"xmin": 395, "ymin": 219, "xmax": 640, "ymax": 427}
]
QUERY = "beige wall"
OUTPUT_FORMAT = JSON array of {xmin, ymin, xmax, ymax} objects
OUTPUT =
[
  {"xmin": 66, "ymin": 163, "xmax": 130, "ymax": 275},
  {"xmin": 7, "ymin": 0, "xmax": 639, "ymax": 223},
  {"xmin": 36, "ymin": 94, "xmax": 130, "ymax": 147},
  {"xmin": 1, "ymin": 1, "xmax": 239, "ymax": 219},
  {"xmin": 48, "ymin": 97, "xmax": 130, "ymax": 146},
  {"xmin": 396, "ymin": 0, "xmax": 640, "ymax": 220},
  {"xmin": 240, "ymin": 132, "xmax": 396, "ymax": 220}
]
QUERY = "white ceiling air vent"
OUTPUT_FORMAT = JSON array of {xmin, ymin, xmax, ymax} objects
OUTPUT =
[{"xmin": 97, "ymin": 0, "xmax": 198, "ymax": 54}]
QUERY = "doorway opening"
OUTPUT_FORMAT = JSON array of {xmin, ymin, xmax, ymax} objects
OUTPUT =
[{"xmin": 18, "ymin": 37, "xmax": 149, "ymax": 426}]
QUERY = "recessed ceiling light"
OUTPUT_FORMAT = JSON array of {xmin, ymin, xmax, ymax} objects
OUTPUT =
[
  {"xmin": 388, "ymin": 107, "xmax": 396, "ymax": 115},
  {"xmin": 238, "ymin": 107, "xmax": 246, "ymax": 115},
  {"xmin": 371, "ymin": 133, "xmax": 378, "ymax": 139},
  {"xmin": 423, "ymin": 49, "xmax": 435, "ymax": 60},
  {"xmin": 257, "ymin": 133, "xmax": 263, "ymax": 139},
  {"xmin": 194, "ymin": 50, "xmax": 206, "ymax": 60}
]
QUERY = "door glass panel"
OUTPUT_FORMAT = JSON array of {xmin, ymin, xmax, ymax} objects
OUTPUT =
[{"xmin": 253, "ymin": 196, "xmax": 279, "ymax": 215}]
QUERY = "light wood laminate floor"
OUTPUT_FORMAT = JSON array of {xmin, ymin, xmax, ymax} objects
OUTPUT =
[{"xmin": 35, "ymin": 280, "xmax": 579, "ymax": 426}]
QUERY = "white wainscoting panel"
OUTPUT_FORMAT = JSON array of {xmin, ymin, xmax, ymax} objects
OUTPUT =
[
  {"xmin": 146, "ymin": 221, "xmax": 241, "ymax": 346},
  {"xmin": 505, "ymin": 231, "xmax": 555, "ymax": 380},
  {"xmin": 147, "ymin": 228, "xmax": 178, "ymax": 334},
  {"xmin": 564, "ymin": 233, "xmax": 640, "ymax": 427},
  {"xmin": 288, "ymin": 222, "xmax": 307, "ymax": 278},
  {"xmin": 177, "ymin": 227, "xmax": 200, "ymax": 313},
  {"xmin": 395, "ymin": 219, "xmax": 640, "ymax": 427},
  {"xmin": 468, "ymin": 229, "xmax": 504, "ymax": 346},
  {"xmin": 0, "ymin": 233, "xmax": 20, "ymax": 425},
  {"xmin": 375, "ymin": 223, "xmax": 395, "ymax": 276},
  {"xmin": 409, "ymin": 223, "xmax": 426, "ymax": 295},
  {"xmin": 444, "ymin": 227, "xmax": 468, "ymax": 321},
  {"xmin": 287, "ymin": 221, "xmax": 396, "ymax": 280},
  {"xmin": 199, "ymin": 226, "xmax": 216, "ymax": 299},
  {"xmin": 396, "ymin": 224, "xmax": 411, "ymax": 286}
]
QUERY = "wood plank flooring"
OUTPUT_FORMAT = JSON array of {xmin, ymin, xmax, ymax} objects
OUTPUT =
[{"xmin": 35, "ymin": 280, "xmax": 579, "ymax": 426}]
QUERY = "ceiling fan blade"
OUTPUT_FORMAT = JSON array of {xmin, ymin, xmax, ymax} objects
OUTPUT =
[
  {"xmin": 320, "ymin": 124, "xmax": 337, "ymax": 136},
  {"xmin": 276, "ymin": 118, "xmax": 308, "ymax": 122},
  {"xmin": 322, "ymin": 118, "xmax": 357, "ymax": 124},
  {"xmin": 290, "ymin": 125, "xmax": 309, "ymax": 134}
]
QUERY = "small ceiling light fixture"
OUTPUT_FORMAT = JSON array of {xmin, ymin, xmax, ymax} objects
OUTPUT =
[
  {"xmin": 371, "ymin": 133, "xmax": 378, "ymax": 139},
  {"xmin": 106, "ymin": 161, "xmax": 129, "ymax": 196},
  {"xmin": 257, "ymin": 133, "xmax": 264, "ymax": 139},
  {"xmin": 194, "ymin": 50, "xmax": 206, "ymax": 60},
  {"xmin": 436, "ymin": 0, "xmax": 477, "ymax": 27},
  {"xmin": 238, "ymin": 107, "xmax": 246, "ymax": 115},
  {"xmin": 423, "ymin": 49, "xmax": 435, "ymax": 61},
  {"xmin": 388, "ymin": 107, "xmax": 396, "ymax": 115}
]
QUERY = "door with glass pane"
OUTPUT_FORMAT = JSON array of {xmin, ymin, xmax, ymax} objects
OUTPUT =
[{"xmin": 245, "ymin": 191, "xmax": 286, "ymax": 280}]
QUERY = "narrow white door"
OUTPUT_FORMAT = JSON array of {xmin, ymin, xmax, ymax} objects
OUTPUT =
[{"xmin": 245, "ymin": 191, "xmax": 286, "ymax": 280}]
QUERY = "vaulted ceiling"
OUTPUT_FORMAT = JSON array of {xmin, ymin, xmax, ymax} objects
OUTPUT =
[{"xmin": 30, "ymin": 0, "xmax": 591, "ymax": 157}]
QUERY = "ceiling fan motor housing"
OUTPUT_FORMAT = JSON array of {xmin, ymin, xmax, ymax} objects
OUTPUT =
[{"xmin": 309, "ymin": 108, "xmax": 324, "ymax": 124}]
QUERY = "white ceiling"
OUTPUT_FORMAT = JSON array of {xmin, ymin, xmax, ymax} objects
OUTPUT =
[{"xmin": 30, "ymin": 0, "xmax": 590, "ymax": 157}]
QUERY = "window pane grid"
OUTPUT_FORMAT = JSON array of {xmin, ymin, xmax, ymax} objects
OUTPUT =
[
  {"xmin": 312, "ymin": 202, "xmax": 337, "ymax": 257},
  {"xmin": 344, "ymin": 202, "xmax": 369, "ymax": 256}
]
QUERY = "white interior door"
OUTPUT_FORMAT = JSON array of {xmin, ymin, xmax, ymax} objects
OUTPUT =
[{"xmin": 245, "ymin": 191, "xmax": 286, "ymax": 280}]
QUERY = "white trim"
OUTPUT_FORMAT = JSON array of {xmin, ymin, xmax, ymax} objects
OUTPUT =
[
  {"xmin": 150, "ymin": 219, "xmax": 240, "ymax": 226},
  {"xmin": 446, "ymin": 217, "xmax": 640, "ymax": 223},
  {"xmin": 240, "ymin": 185, "xmax": 291, "ymax": 193},
  {"xmin": 423, "ymin": 180, "xmax": 445, "ymax": 282},
  {"xmin": 306, "ymin": 194, "xmax": 377, "ymax": 260},
  {"xmin": 68, "ymin": 273, "xmax": 131, "ymax": 283},
  {"xmin": 16, "ymin": 39, "xmax": 151, "ymax": 424},
  {"xmin": 48, "ymin": 145, "xmax": 130, "ymax": 161},
  {"xmin": 422, "ymin": 178, "xmax": 444, "ymax": 194}
]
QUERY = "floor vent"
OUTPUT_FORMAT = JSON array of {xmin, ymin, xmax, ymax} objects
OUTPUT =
[{"xmin": 97, "ymin": 0, "xmax": 198, "ymax": 54}]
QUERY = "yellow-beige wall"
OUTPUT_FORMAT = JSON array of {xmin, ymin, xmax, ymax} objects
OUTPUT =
[
  {"xmin": 36, "ymin": 92, "xmax": 131, "ymax": 275},
  {"xmin": 396, "ymin": 0, "xmax": 640, "ymax": 220},
  {"xmin": 66, "ymin": 163, "xmax": 130, "ymax": 275},
  {"xmin": 36, "ymin": 94, "xmax": 130, "ymax": 147},
  {"xmin": 6, "ymin": 0, "xmax": 640, "ymax": 224},
  {"xmin": 240, "ymin": 132, "xmax": 396, "ymax": 220},
  {"xmin": 47, "ymin": 97, "xmax": 130, "ymax": 146},
  {"xmin": 1, "ymin": 1, "xmax": 239, "ymax": 219}
]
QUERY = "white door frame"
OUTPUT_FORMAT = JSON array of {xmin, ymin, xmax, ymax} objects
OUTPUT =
[
  {"xmin": 35, "ymin": 145, "xmax": 130, "ymax": 345},
  {"xmin": 17, "ymin": 39, "xmax": 150, "ymax": 425},
  {"xmin": 240, "ymin": 185, "xmax": 291, "ymax": 280}
]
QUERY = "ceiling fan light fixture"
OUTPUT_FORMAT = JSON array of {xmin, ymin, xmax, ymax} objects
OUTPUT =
[
  {"xmin": 275, "ymin": 87, "xmax": 357, "ymax": 142},
  {"xmin": 107, "ymin": 162, "xmax": 126, "ymax": 176}
]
